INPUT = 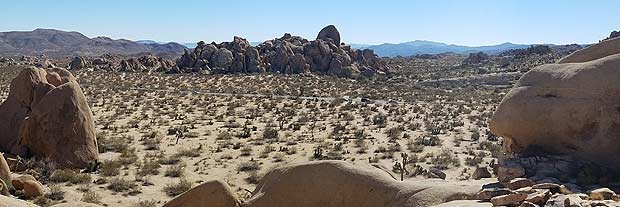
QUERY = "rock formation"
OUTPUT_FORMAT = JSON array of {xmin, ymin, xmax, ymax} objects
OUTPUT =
[
  {"xmin": 165, "ymin": 161, "xmax": 487, "ymax": 207},
  {"xmin": 490, "ymin": 36, "xmax": 620, "ymax": 169},
  {"xmin": 176, "ymin": 25, "xmax": 387, "ymax": 78},
  {"xmin": 0, "ymin": 67, "xmax": 98, "ymax": 168}
]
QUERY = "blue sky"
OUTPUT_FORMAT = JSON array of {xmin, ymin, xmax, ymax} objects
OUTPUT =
[{"xmin": 1, "ymin": 0, "xmax": 618, "ymax": 46}]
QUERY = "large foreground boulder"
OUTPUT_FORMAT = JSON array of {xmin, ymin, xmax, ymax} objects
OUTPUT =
[
  {"xmin": 0, "ymin": 194, "xmax": 38, "ymax": 207},
  {"xmin": 558, "ymin": 36, "xmax": 620, "ymax": 64},
  {"xmin": 247, "ymin": 161, "xmax": 482, "ymax": 207},
  {"xmin": 163, "ymin": 180, "xmax": 240, "ymax": 207},
  {"xmin": 490, "ymin": 38, "xmax": 620, "ymax": 168},
  {"xmin": 0, "ymin": 67, "xmax": 98, "ymax": 168}
]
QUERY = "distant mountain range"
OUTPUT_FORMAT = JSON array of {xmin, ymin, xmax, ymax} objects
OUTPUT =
[
  {"xmin": 0, "ymin": 29, "xmax": 585, "ymax": 58},
  {"xmin": 0, "ymin": 29, "xmax": 187, "ymax": 57},
  {"xmin": 352, "ymin": 40, "xmax": 535, "ymax": 57}
]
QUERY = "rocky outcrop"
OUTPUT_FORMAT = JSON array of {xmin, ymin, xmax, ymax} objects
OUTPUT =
[
  {"xmin": 176, "ymin": 25, "xmax": 387, "ymax": 78},
  {"xmin": 463, "ymin": 52, "xmax": 489, "ymax": 65},
  {"xmin": 0, "ymin": 67, "xmax": 98, "ymax": 168}
]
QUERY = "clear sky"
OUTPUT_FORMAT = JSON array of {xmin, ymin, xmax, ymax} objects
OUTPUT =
[{"xmin": 1, "ymin": 0, "xmax": 618, "ymax": 46}]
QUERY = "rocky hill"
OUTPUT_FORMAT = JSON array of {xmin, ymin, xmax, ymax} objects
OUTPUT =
[{"xmin": 0, "ymin": 29, "xmax": 186, "ymax": 57}]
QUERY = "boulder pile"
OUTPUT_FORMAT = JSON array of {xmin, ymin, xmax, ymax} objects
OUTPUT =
[
  {"xmin": 176, "ymin": 25, "xmax": 388, "ymax": 78},
  {"xmin": 70, "ymin": 54, "xmax": 174, "ymax": 72},
  {"xmin": 0, "ymin": 67, "xmax": 98, "ymax": 168}
]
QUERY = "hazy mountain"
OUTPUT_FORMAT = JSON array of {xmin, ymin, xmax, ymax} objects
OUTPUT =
[
  {"xmin": 354, "ymin": 40, "xmax": 532, "ymax": 57},
  {"xmin": 0, "ymin": 29, "xmax": 187, "ymax": 57}
]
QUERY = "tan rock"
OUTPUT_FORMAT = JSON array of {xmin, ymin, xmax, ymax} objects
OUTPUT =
[
  {"xmin": 12, "ymin": 174, "xmax": 36, "ymax": 190},
  {"xmin": 505, "ymin": 178, "xmax": 535, "ymax": 190},
  {"xmin": 472, "ymin": 166, "xmax": 492, "ymax": 180},
  {"xmin": 545, "ymin": 194, "xmax": 583, "ymax": 207},
  {"xmin": 490, "ymin": 193, "xmax": 527, "ymax": 206},
  {"xmin": 476, "ymin": 188, "xmax": 513, "ymax": 201},
  {"xmin": 532, "ymin": 183, "xmax": 560, "ymax": 190},
  {"xmin": 22, "ymin": 180, "xmax": 44, "ymax": 198},
  {"xmin": 432, "ymin": 200, "xmax": 493, "ymax": 207},
  {"xmin": 0, "ymin": 194, "xmax": 39, "ymax": 207},
  {"xmin": 163, "ymin": 180, "xmax": 240, "ymax": 207},
  {"xmin": 51, "ymin": 201, "xmax": 104, "ymax": 206},
  {"xmin": 519, "ymin": 201, "xmax": 539, "ymax": 207},
  {"xmin": 589, "ymin": 188, "xmax": 616, "ymax": 200},
  {"xmin": 498, "ymin": 162, "xmax": 525, "ymax": 182},
  {"xmin": 0, "ymin": 154, "xmax": 10, "ymax": 186},
  {"xmin": 525, "ymin": 190, "xmax": 550, "ymax": 205}
]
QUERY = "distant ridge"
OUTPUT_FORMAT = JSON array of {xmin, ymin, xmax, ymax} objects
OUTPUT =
[
  {"xmin": 353, "ymin": 40, "xmax": 531, "ymax": 57},
  {"xmin": 0, "ymin": 29, "xmax": 187, "ymax": 57}
]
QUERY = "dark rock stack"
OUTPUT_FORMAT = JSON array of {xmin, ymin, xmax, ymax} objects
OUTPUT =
[
  {"xmin": 463, "ymin": 52, "xmax": 489, "ymax": 65},
  {"xmin": 176, "ymin": 25, "xmax": 388, "ymax": 78},
  {"xmin": 609, "ymin": 30, "xmax": 619, "ymax": 40},
  {"xmin": 68, "ymin": 56, "xmax": 88, "ymax": 70}
]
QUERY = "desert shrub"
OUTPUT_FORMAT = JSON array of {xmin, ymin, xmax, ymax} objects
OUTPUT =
[
  {"xmin": 465, "ymin": 151, "xmax": 486, "ymax": 166},
  {"xmin": 262, "ymin": 127, "xmax": 279, "ymax": 140},
  {"xmin": 479, "ymin": 141, "xmax": 502, "ymax": 158},
  {"xmin": 238, "ymin": 161, "xmax": 260, "ymax": 172},
  {"xmin": 101, "ymin": 160, "xmax": 122, "ymax": 176},
  {"xmin": 118, "ymin": 148, "xmax": 139, "ymax": 165},
  {"xmin": 137, "ymin": 158, "xmax": 161, "ymax": 176},
  {"xmin": 471, "ymin": 131, "xmax": 480, "ymax": 141},
  {"xmin": 108, "ymin": 177, "xmax": 137, "ymax": 192},
  {"xmin": 50, "ymin": 169, "xmax": 91, "ymax": 184},
  {"xmin": 141, "ymin": 131, "xmax": 162, "ymax": 150},
  {"xmin": 174, "ymin": 146, "xmax": 201, "ymax": 158},
  {"xmin": 372, "ymin": 113, "xmax": 387, "ymax": 126},
  {"xmin": 431, "ymin": 149, "xmax": 461, "ymax": 170},
  {"xmin": 240, "ymin": 146, "xmax": 253, "ymax": 156},
  {"xmin": 46, "ymin": 184, "xmax": 65, "ymax": 200},
  {"xmin": 33, "ymin": 196, "xmax": 51, "ymax": 206},
  {"xmin": 163, "ymin": 178, "xmax": 192, "ymax": 197},
  {"xmin": 158, "ymin": 154, "xmax": 181, "ymax": 165},
  {"xmin": 415, "ymin": 135, "xmax": 442, "ymax": 146},
  {"xmin": 245, "ymin": 171, "xmax": 261, "ymax": 184},
  {"xmin": 98, "ymin": 136, "xmax": 130, "ymax": 153},
  {"xmin": 164, "ymin": 164, "xmax": 185, "ymax": 177},
  {"xmin": 81, "ymin": 191, "xmax": 102, "ymax": 204},
  {"xmin": 216, "ymin": 131, "xmax": 233, "ymax": 140},
  {"xmin": 134, "ymin": 200, "xmax": 157, "ymax": 207}
]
